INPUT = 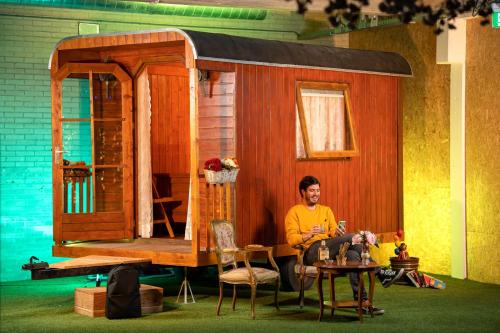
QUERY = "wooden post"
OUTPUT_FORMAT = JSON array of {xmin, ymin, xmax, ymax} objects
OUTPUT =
[
  {"xmin": 86, "ymin": 175, "xmax": 91, "ymax": 213},
  {"xmin": 63, "ymin": 179, "xmax": 68, "ymax": 214},
  {"xmin": 78, "ymin": 177, "xmax": 84, "ymax": 213},
  {"xmin": 205, "ymin": 182, "xmax": 211, "ymax": 251},
  {"xmin": 71, "ymin": 179, "xmax": 76, "ymax": 213},
  {"xmin": 218, "ymin": 184, "xmax": 224, "ymax": 219},
  {"xmin": 225, "ymin": 182, "xmax": 231, "ymax": 221}
]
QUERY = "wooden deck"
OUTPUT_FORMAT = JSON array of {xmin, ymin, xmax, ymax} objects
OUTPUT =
[
  {"xmin": 52, "ymin": 238, "xmax": 217, "ymax": 267},
  {"xmin": 52, "ymin": 238, "xmax": 297, "ymax": 268}
]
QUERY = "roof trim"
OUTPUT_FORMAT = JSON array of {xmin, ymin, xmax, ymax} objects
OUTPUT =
[{"xmin": 197, "ymin": 56, "xmax": 412, "ymax": 78}]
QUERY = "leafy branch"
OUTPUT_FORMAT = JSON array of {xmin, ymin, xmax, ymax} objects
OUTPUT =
[{"xmin": 288, "ymin": 0, "xmax": 494, "ymax": 34}]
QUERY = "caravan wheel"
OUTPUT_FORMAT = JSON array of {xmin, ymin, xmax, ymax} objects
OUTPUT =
[{"xmin": 278, "ymin": 256, "xmax": 315, "ymax": 292}]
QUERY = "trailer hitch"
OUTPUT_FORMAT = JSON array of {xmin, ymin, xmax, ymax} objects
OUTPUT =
[{"xmin": 22, "ymin": 256, "xmax": 49, "ymax": 270}]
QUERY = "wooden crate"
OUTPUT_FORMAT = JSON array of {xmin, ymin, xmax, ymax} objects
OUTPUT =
[
  {"xmin": 139, "ymin": 284, "xmax": 164, "ymax": 314},
  {"xmin": 74, "ymin": 284, "xmax": 164, "ymax": 317}
]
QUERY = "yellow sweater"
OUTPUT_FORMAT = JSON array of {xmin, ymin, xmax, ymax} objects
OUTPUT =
[{"xmin": 285, "ymin": 204, "xmax": 337, "ymax": 250}]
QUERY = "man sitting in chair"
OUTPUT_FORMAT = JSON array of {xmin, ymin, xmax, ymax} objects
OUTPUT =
[{"xmin": 285, "ymin": 175, "xmax": 404, "ymax": 315}]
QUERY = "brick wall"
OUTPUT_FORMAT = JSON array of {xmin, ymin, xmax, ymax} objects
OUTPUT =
[
  {"xmin": 0, "ymin": 3, "xmax": 323, "ymax": 281},
  {"xmin": 0, "ymin": 14, "xmax": 79, "ymax": 281}
]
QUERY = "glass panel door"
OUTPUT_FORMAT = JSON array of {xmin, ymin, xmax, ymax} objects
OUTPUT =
[
  {"xmin": 60, "ymin": 73, "xmax": 126, "ymax": 214},
  {"xmin": 53, "ymin": 63, "xmax": 133, "ymax": 243},
  {"xmin": 91, "ymin": 73, "xmax": 123, "ymax": 212}
]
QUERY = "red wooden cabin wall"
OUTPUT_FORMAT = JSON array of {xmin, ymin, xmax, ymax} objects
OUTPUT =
[{"xmin": 198, "ymin": 60, "xmax": 400, "ymax": 247}]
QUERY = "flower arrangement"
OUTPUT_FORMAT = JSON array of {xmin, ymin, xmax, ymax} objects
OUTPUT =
[
  {"xmin": 352, "ymin": 230, "xmax": 378, "ymax": 265},
  {"xmin": 351, "ymin": 230, "xmax": 379, "ymax": 248},
  {"xmin": 203, "ymin": 157, "xmax": 239, "ymax": 184}
]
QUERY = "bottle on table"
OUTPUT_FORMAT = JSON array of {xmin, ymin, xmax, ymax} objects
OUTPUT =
[{"xmin": 318, "ymin": 240, "xmax": 329, "ymax": 261}]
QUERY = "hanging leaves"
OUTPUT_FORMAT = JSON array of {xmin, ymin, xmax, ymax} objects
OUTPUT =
[{"xmin": 291, "ymin": 0, "xmax": 494, "ymax": 34}]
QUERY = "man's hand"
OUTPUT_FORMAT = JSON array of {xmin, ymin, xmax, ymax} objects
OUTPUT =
[{"xmin": 302, "ymin": 225, "xmax": 322, "ymax": 242}]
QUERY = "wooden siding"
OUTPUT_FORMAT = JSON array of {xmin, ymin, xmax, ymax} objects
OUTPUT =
[
  {"xmin": 198, "ymin": 60, "xmax": 401, "ymax": 247},
  {"xmin": 197, "ymin": 72, "xmax": 236, "ymax": 171},
  {"xmin": 197, "ymin": 71, "xmax": 237, "ymax": 248}
]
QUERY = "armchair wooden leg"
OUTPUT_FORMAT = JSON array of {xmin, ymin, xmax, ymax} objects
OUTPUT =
[
  {"xmin": 217, "ymin": 282, "xmax": 224, "ymax": 316},
  {"xmin": 250, "ymin": 284, "xmax": 256, "ymax": 319},
  {"xmin": 299, "ymin": 271, "xmax": 305, "ymax": 308},
  {"xmin": 232, "ymin": 285, "xmax": 237, "ymax": 311},
  {"xmin": 275, "ymin": 278, "xmax": 280, "ymax": 310}
]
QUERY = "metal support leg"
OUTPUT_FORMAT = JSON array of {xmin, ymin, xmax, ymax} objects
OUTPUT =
[{"xmin": 176, "ymin": 267, "xmax": 195, "ymax": 304}]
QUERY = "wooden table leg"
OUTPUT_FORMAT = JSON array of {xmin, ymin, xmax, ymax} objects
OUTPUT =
[
  {"xmin": 329, "ymin": 273, "xmax": 335, "ymax": 318},
  {"xmin": 368, "ymin": 271, "xmax": 376, "ymax": 318},
  {"xmin": 317, "ymin": 270, "xmax": 324, "ymax": 321},
  {"xmin": 357, "ymin": 271, "xmax": 364, "ymax": 323}
]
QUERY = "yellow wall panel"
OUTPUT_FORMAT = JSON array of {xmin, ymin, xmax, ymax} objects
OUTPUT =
[{"xmin": 465, "ymin": 18, "xmax": 500, "ymax": 284}]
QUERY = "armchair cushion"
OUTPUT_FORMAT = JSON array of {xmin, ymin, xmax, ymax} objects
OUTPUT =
[
  {"xmin": 220, "ymin": 267, "xmax": 279, "ymax": 284},
  {"xmin": 295, "ymin": 264, "xmax": 318, "ymax": 276}
]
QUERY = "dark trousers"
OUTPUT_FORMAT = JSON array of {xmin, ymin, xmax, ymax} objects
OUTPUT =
[{"xmin": 304, "ymin": 234, "xmax": 367, "ymax": 300}]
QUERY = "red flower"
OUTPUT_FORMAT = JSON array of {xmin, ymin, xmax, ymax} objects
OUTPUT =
[{"xmin": 204, "ymin": 158, "xmax": 222, "ymax": 171}]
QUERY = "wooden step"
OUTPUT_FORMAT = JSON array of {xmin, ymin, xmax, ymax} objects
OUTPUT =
[{"xmin": 49, "ymin": 255, "xmax": 150, "ymax": 269}]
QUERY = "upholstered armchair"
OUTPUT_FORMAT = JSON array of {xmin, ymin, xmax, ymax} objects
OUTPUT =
[{"xmin": 210, "ymin": 220, "xmax": 280, "ymax": 319}]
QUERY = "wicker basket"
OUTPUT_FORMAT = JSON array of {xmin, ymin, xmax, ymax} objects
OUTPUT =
[{"xmin": 204, "ymin": 169, "xmax": 239, "ymax": 184}]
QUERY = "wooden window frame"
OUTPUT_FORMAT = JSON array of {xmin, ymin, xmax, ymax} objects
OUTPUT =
[{"xmin": 296, "ymin": 81, "xmax": 359, "ymax": 159}]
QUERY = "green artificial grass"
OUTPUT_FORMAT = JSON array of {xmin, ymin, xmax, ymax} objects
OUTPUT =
[{"xmin": 1, "ymin": 269, "xmax": 499, "ymax": 333}]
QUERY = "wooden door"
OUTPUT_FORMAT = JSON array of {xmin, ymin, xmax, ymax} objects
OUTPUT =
[{"xmin": 52, "ymin": 63, "xmax": 133, "ymax": 243}]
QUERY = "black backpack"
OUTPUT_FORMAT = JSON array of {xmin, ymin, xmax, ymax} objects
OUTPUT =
[{"xmin": 105, "ymin": 265, "xmax": 141, "ymax": 319}]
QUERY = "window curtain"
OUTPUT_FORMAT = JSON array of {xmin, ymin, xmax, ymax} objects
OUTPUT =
[
  {"xmin": 184, "ymin": 178, "xmax": 192, "ymax": 240},
  {"xmin": 296, "ymin": 89, "xmax": 345, "ymax": 158},
  {"xmin": 137, "ymin": 71, "xmax": 153, "ymax": 238}
]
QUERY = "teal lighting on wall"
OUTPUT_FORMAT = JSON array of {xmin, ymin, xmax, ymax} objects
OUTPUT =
[{"xmin": 1, "ymin": 0, "xmax": 268, "ymax": 20}]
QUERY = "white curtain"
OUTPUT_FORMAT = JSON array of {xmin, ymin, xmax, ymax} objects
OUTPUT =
[
  {"xmin": 296, "ymin": 89, "xmax": 345, "ymax": 158},
  {"xmin": 184, "ymin": 178, "xmax": 192, "ymax": 240},
  {"xmin": 137, "ymin": 71, "xmax": 153, "ymax": 238}
]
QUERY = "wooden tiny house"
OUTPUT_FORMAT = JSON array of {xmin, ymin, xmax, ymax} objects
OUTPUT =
[{"xmin": 49, "ymin": 29, "xmax": 411, "ymax": 270}]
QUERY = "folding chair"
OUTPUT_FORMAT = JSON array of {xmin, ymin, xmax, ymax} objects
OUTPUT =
[{"xmin": 152, "ymin": 176, "xmax": 176, "ymax": 238}]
